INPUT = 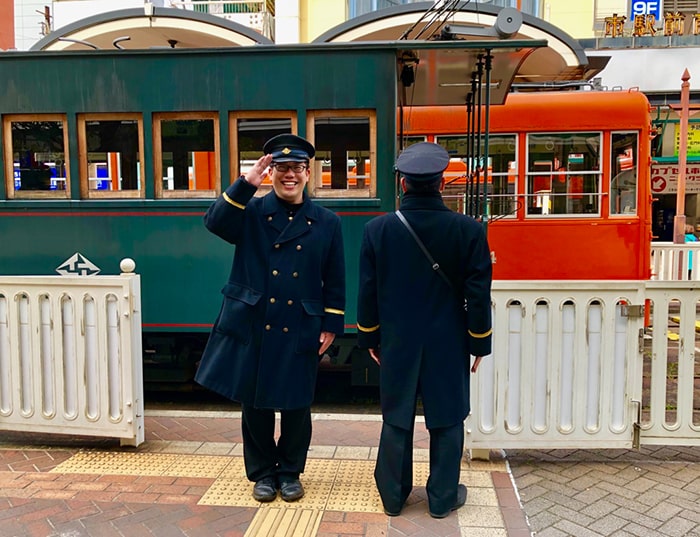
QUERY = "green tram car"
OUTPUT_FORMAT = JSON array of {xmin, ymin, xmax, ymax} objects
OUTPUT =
[{"xmin": 0, "ymin": 41, "xmax": 540, "ymax": 389}]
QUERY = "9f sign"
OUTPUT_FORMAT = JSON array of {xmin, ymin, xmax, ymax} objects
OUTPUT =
[{"xmin": 632, "ymin": 0, "xmax": 661, "ymax": 19}]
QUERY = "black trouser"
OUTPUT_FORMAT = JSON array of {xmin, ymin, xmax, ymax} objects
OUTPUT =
[
  {"xmin": 374, "ymin": 420, "xmax": 464, "ymax": 515},
  {"xmin": 241, "ymin": 404, "xmax": 312, "ymax": 483}
]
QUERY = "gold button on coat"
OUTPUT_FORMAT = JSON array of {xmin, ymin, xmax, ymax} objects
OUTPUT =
[
  {"xmin": 287, "ymin": 300, "xmax": 293, "ymax": 306},
  {"xmin": 265, "ymin": 324, "xmax": 271, "ymax": 330},
  {"xmin": 272, "ymin": 270, "xmax": 279, "ymax": 276},
  {"xmin": 270, "ymin": 298, "xmax": 276, "ymax": 304},
  {"xmin": 274, "ymin": 244, "xmax": 280, "ymax": 249},
  {"xmin": 283, "ymin": 327, "xmax": 289, "ymax": 333},
  {"xmin": 292, "ymin": 272, "xmax": 298, "ymax": 278},
  {"xmin": 296, "ymin": 245, "xmax": 302, "ymax": 251}
]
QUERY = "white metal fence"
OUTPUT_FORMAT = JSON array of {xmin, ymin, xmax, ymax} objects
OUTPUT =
[
  {"xmin": 467, "ymin": 279, "xmax": 700, "ymax": 449},
  {"xmin": 651, "ymin": 242, "xmax": 700, "ymax": 281},
  {"xmin": 0, "ymin": 261, "xmax": 144, "ymax": 446}
]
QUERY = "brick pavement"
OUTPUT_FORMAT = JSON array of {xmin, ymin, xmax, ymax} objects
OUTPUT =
[
  {"xmin": 507, "ymin": 445, "xmax": 700, "ymax": 537},
  {"xmin": 0, "ymin": 411, "xmax": 528, "ymax": 537}
]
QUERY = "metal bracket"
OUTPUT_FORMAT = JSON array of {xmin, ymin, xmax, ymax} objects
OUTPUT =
[
  {"xmin": 632, "ymin": 399, "xmax": 642, "ymax": 449},
  {"xmin": 621, "ymin": 304, "xmax": 645, "ymax": 318}
]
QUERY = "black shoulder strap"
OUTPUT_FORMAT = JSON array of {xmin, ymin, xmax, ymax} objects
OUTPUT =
[{"xmin": 395, "ymin": 210, "xmax": 455, "ymax": 292}]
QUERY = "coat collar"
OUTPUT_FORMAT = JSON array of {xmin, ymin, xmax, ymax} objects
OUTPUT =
[
  {"xmin": 399, "ymin": 192, "xmax": 451, "ymax": 212},
  {"xmin": 262, "ymin": 191, "xmax": 320, "ymax": 242}
]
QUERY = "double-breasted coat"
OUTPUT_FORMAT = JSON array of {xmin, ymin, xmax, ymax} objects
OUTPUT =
[
  {"xmin": 356, "ymin": 192, "xmax": 492, "ymax": 430},
  {"xmin": 195, "ymin": 177, "xmax": 346, "ymax": 410}
]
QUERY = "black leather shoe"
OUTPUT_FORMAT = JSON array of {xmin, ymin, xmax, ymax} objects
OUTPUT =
[
  {"xmin": 252, "ymin": 477, "xmax": 277, "ymax": 502},
  {"xmin": 383, "ymin": 507, "xmax": 401, "ymax": 517},
  {"xmin": 429, "ymin": 484, "xmax": 467, "ymax": 518},
  {"xmin": 279, "ymin": 479, "xmax": 304, "ymax": 502}
]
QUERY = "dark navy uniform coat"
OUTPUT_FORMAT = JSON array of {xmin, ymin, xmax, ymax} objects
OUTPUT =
[
  {"xmin": 356, "ymin": 192, "xmax": 492, "ymax": 430},
  {"xmin": 195, "ymin": 177, "xmax": 345, "ymax": 410}
]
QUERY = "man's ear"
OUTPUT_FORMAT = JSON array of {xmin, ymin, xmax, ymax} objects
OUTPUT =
[{"xmin": 400, "ymin": 177, "xmax": 407, "ymax": 193}]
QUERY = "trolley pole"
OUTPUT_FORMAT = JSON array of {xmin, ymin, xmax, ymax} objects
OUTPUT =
[{"xmin": 673, "ymin": 68, "xmax": 691, "ymax": 244}]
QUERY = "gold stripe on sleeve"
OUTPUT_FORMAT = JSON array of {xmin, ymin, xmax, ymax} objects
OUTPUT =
[
  {"xmin": 468, "ymin": 328, "xmax": 492, "ymax": 338},
  {"xmin": 358, "ymin": 323, "xmax": 380, "ymax": 333},
  {"xmin": 324, "ymin": 308, "xmax": 345, "ymax": 315},
  {"xmin": 223, "ymin": 192, "xmax": 246, "ymax": 210}
]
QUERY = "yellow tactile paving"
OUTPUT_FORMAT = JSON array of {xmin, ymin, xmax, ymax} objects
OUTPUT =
[
  {"xmin": 161, "ymin": 455, "xmax": 232, "ymax": 477},
  {"xmin": 325, "ymin": 481, "xmax": 385, "ymax": 512},
  {"xmin": 50, "ymin": 451, "xmax": 179, "ymax": 476},
  {"xmin": 244, "ymin": 507, "xmax": 322, "ymax": 537},
  {"xmin": 197, "ymin": 477, "xmax": 262, "ymax": 508}
]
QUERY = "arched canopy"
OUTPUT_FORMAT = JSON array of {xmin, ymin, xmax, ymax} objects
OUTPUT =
[
  {"xmin": 30, "ymin": 7, "xmax": 272, "ymax": 51},
  {"xmin": 314, "ymin": 2, "xmax": 606, "ymax": 84}
]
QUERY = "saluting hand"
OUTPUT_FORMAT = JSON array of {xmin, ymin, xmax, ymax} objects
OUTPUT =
[{"xmin": 245, "ymin": 154, "xmax": 273, "ymax": 187}]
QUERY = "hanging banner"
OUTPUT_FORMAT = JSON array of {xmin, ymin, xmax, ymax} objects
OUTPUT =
[{"xmin": 651, "ymin": 163, "xmax": 700, "ymax": 194}]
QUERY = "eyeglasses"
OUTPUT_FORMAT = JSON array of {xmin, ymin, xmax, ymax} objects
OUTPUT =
[{"xmin": 272, "ymin": 163, "xmax": 307, "ymax": 173}]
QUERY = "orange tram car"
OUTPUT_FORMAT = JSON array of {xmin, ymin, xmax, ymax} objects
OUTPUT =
[{"xmin": 399, "ymin": 90, "xmax": 654, "ymax": 280}]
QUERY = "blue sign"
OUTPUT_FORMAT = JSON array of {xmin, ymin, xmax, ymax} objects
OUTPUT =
[{"xmin": 631, "ymin": 0, "xmax": 661, "ymax": 20}]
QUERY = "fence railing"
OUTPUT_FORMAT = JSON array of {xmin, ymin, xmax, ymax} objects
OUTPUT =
[
  {"xmin": 168, "ymin": 0, "xmax": 274, "ymax": 38},
  {"xmin": 468, "ymin": 280, "xmax": 700, "ymax": 449},
  {"xmin": 651, "ymin": 242, "xmax": 700, "ymax": 281},
  {"xmin": 0, "ymin": 260, "xmax": 144, "ymax": 446}
]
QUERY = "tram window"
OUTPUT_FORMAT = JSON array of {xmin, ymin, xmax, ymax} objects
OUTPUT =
[
  {"xmin": 3, "ymin": 115, "xmax": 70, "ymax": 199},
  {"xmin": 610, "ymin": 132, "xmax": 639, "ymax": 215},
  {"xmin": 307, "ymin": 110, "xmax": 376, "ymax": 198},
  {"xmin": 77, "ymin": 114, "xmax": 144, "ymax": 199},
  {"xmin": 230, "ymin": 112, "xmax": 296, "ymax": 196},
  {"xmin": 153, "ymin": 113, "xmax": 220, "ymax": 199},
  {"xmin": 526, "ymin": 133, "xmax": 601, "ymax": 216},
  {"xmin": 436, "ymin": 134, "xmax": 517, "ymax": 217}
]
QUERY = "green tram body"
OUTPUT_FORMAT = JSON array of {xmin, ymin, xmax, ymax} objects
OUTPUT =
[{"xmin": 0, "ymin": 41, "xmax": 540, "ymax": 387}]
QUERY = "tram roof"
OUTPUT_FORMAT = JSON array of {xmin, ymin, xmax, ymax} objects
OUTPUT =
[
  {"xmin": 9, "ymin": 39, "xmax": 546, "ymax": 107},
  {"xmin": 314, "ymin": 2, "xmax": 606, "ymax": 86}
]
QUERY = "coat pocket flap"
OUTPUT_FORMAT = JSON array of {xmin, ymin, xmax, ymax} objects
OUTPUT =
[
  {"xmin": 221, "ymin": 283, "xmax": 262, "ymax": 306},
  {"xmin": 301, "ymin": 299, "xmax": 324, "ymax": 316}
]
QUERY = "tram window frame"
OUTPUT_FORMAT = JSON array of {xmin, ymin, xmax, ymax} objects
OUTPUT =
[
  {"xmin": 435, "ymin": 134, "xmax": 518, "ymax": 218},
  {"xmin": 609, "ymin": 131, "xmax": 639, "ymax": 216},
  {"xmin": 153, "ymin": 112, "xmax": 220, "ymax": 199},
  {"xmin": 77, "ymin": 113, "xmax": 145, "ymax": 199},
  {"xmin": 3, "ymin": 114, "xmax": 71, "ymax": 200},
  {"xmin": 306, "ymin": 110, "xmax": 377, "ymax": 199},
  {"xmin": 525, "ymin": 132, "xmax": 602, "ymax": 217},
  {"xmin": 229, "ymin": 111, "xmax": 297, "ymax": 197}
]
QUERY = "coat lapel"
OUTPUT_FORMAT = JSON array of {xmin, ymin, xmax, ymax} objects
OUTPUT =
[{"xmin": 261, "ymin": 192, "xmax": 316, "ymax": 244}]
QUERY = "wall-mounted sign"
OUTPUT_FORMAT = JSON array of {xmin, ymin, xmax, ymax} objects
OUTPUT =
[
  {"xmin": 631, "ymin": 1, "xmax": 661, "ymax": 21},
  {"xmin": 674, "ymin": 124, "xmax": 700, "ymax": 158},
  {"xmin": 651, "ymin": 163, "xmax": 700, "ymax": 194}
]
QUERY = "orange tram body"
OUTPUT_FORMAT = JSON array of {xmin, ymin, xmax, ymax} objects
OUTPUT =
[{"xmin": 400, "ymin": 90, "xmax": 654, "ymax": 280}]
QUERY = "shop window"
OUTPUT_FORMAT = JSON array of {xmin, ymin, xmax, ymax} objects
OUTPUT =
[
  {"xmin": 3, "ymin": 115, "xmax": 70, "ymax": 199},
  {"xmin": 436, "ymin": 134, "xmax": 517, "ymax": 217},
  {"xmin": 153, "ymin": 113, "xmax": 219, "ymax": 198},
  {"xmin": 230, "ymin": 112, "xmax": 296, "ymax": 196},
  {"xmin": 610, "ymin": 132, "xmax": 639, "ymax": 215},
  {"xmin": 307, "ymin": 110, "xmax": 376, "ymax": 198},
  {"xmin": 77, "ymin": 114, "xmax": 145, "ymax": 199},
  {"xmin": 526, "ymin": 133, "xmax": 601, "ymax": 216}
]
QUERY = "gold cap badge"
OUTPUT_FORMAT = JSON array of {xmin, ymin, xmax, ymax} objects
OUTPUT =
[{"xmin": 282, "ymin": 147, "xmax": 291, "ymax": 154}]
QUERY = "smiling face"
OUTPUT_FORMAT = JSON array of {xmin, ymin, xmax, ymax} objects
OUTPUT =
[{"xmin": 270, "ymin": 161, "xmax": 310, "ymax": 204}]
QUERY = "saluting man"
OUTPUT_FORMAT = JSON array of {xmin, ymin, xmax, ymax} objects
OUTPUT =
[
  {"xmin": 196, "ymin": 134, "xmax": 346, "ymax": 503},
  {"xmin": 356, "ymin": 142, "xmax": 492, "ymax": 518}
]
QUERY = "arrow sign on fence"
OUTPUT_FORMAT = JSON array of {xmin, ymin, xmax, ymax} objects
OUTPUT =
[{"xmin": 56, "ymin": 253, "xmax": 101, "ymax": 276}]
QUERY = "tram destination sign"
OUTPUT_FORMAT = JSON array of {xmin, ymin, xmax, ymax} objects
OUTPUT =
[{"xmin": 651, "ymin": 164, "xmax": 700, "ymax": 194}]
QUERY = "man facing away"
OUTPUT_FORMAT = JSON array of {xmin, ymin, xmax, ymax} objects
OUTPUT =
[
  {"xmin": 195, "ymin": 134, "xmax": 346, "ymax": 503},
  {"xmin": 356, "ymin": 142, "xmax": 492, "ymax": 518}
]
